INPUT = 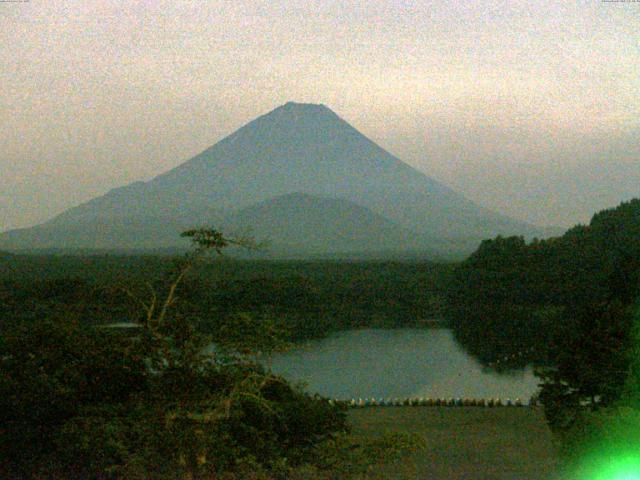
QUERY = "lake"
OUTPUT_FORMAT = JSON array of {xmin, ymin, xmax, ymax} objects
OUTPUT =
[{"xmin": 267, "ymin": 328, "xmax": 539, "ymax": 400}]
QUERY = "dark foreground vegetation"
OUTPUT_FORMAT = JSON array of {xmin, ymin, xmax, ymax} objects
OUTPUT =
[
  {"xmin": 0, "ymin": 256, "xmax": 452, "ymax": 341},
  {"xmin": 447, "ymin": 199, "xmax": 640, "ymax": 472},
  {"xmin": 2, "ymin": 199, "xmax": 640, "ymax": 478},
  {"xmin": 0, "ymin": 231, "xmax": 424, "ymax": 479}
]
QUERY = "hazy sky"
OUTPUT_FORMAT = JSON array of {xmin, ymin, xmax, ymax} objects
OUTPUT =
[{"xmin": 1, "ymin": 0, "xmax": 639, "ymax": 232}]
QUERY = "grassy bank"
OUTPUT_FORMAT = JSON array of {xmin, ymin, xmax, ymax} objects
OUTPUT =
[{"xmin": 348, "ymin": 407, "xmax": 559, "ymax": 479}]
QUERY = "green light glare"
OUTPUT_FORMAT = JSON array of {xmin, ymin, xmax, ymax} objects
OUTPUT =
[{"xmin": 581, "ymin": 454, "xmax": 640, "ymax": 480}]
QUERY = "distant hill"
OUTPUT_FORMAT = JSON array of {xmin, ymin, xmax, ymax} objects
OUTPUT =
[
  {"xmin": 0, "ymin": 102, "xmax": 550, "ymax": 256},
  {"xmin": 222, "ymin": 192, "xmax": 422, "ymax": 255}
]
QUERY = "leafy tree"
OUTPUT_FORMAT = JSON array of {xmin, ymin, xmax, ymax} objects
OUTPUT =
[
  {"xmin": 446, "ymin": 235, "xmax": 557, "ymax": 368},
  {"xmin": 446, "ymin": 199, "xmax": 640, "ymax": 434},
  {"xmin": 0, "ymin": 228, "xmax": 348, "ymax": 479},
  {"xmin": 536, "ymin": 299, "xmax": 635, "ymax": 432},
  {"xmin": 0, "ymin": 314, "xmax": 149, "ymax": 478}
]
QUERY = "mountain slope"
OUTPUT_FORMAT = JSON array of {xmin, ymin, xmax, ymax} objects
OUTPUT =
[
  {"xmin": 0, "ymin": 102, "xmax": 546, "ymax": 254},
  {"xmin": 222, "ymin": 193, "xmax": 421, "ymax": 255}
]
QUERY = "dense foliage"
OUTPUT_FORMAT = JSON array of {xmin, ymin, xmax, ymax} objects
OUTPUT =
[
  {"xmin": 553, "ymin": 306, "xmax": 640, "ymax": 476},
  {"xmin": 0, "ymin": 258, "xmax": 452, "ymax": 340},
  {"xmin": 0, "ymin": 231, "xmax": 347, "ymax": 478},
  {"xmin": 0, "ymin": 315, "xmax": 355, "ymax": 479},
  {"xmin": 447, "ymin": 199, "xmax": 640, "ymax": 431},
  {"xmin": 0, "ymin": 230, "xmax": 425, "ymax": 479}
]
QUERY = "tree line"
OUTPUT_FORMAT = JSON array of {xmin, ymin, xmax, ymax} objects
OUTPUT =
[
  {"xmin": 0, "ymin": 257, "xmax": 452, "ymax": 341},
  {"xmin": 447, "ymin": 199, "xmax": 640, "ymax": 443}
]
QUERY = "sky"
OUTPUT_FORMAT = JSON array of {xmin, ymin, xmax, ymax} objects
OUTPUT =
[{"xmin": 1, "ymin": 0, "xmax": 639, "ymax": 232}]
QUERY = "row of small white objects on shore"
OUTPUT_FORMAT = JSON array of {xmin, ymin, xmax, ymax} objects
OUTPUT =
[{"xmin": 329, "ymin": 397, "xmax": 535, "ymax": 408}]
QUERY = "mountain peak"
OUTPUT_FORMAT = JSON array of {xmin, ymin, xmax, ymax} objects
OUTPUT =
[
  {"xmin": 272, "ymin": 101, "xmax": 335, "ymax": 118},
  {"xmin": 282, "ymin": 101, "xmax": 327, "ymax": 110},
  {"xmin": 230, "ymin": 101, "xmax": 347, "ymax": 142}
]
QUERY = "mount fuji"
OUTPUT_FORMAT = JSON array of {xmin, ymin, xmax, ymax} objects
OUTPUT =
[{"xmin": 0, "ymin": 102, "xmax": 548, "ymax": 257}]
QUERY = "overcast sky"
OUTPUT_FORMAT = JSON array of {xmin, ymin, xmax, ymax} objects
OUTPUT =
[{"xmin": 1, "ymin": 0, "xmax": 638, "ymax": 232}]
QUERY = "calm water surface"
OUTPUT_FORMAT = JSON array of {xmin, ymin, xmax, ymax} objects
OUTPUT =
[{"xmin": 266, "ymin": 328, "xmax": 539, "ymax": 400}]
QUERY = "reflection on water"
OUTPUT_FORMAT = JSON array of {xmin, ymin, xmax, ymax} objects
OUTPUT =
[{"xmin": 266, "ymin": 328, "xmax": 539, "ymax": 399}]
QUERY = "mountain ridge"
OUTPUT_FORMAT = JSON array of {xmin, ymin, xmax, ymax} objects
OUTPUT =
[{"xmin": 0, "ymin": 102, "xmax": 551, "ymax": 256}]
